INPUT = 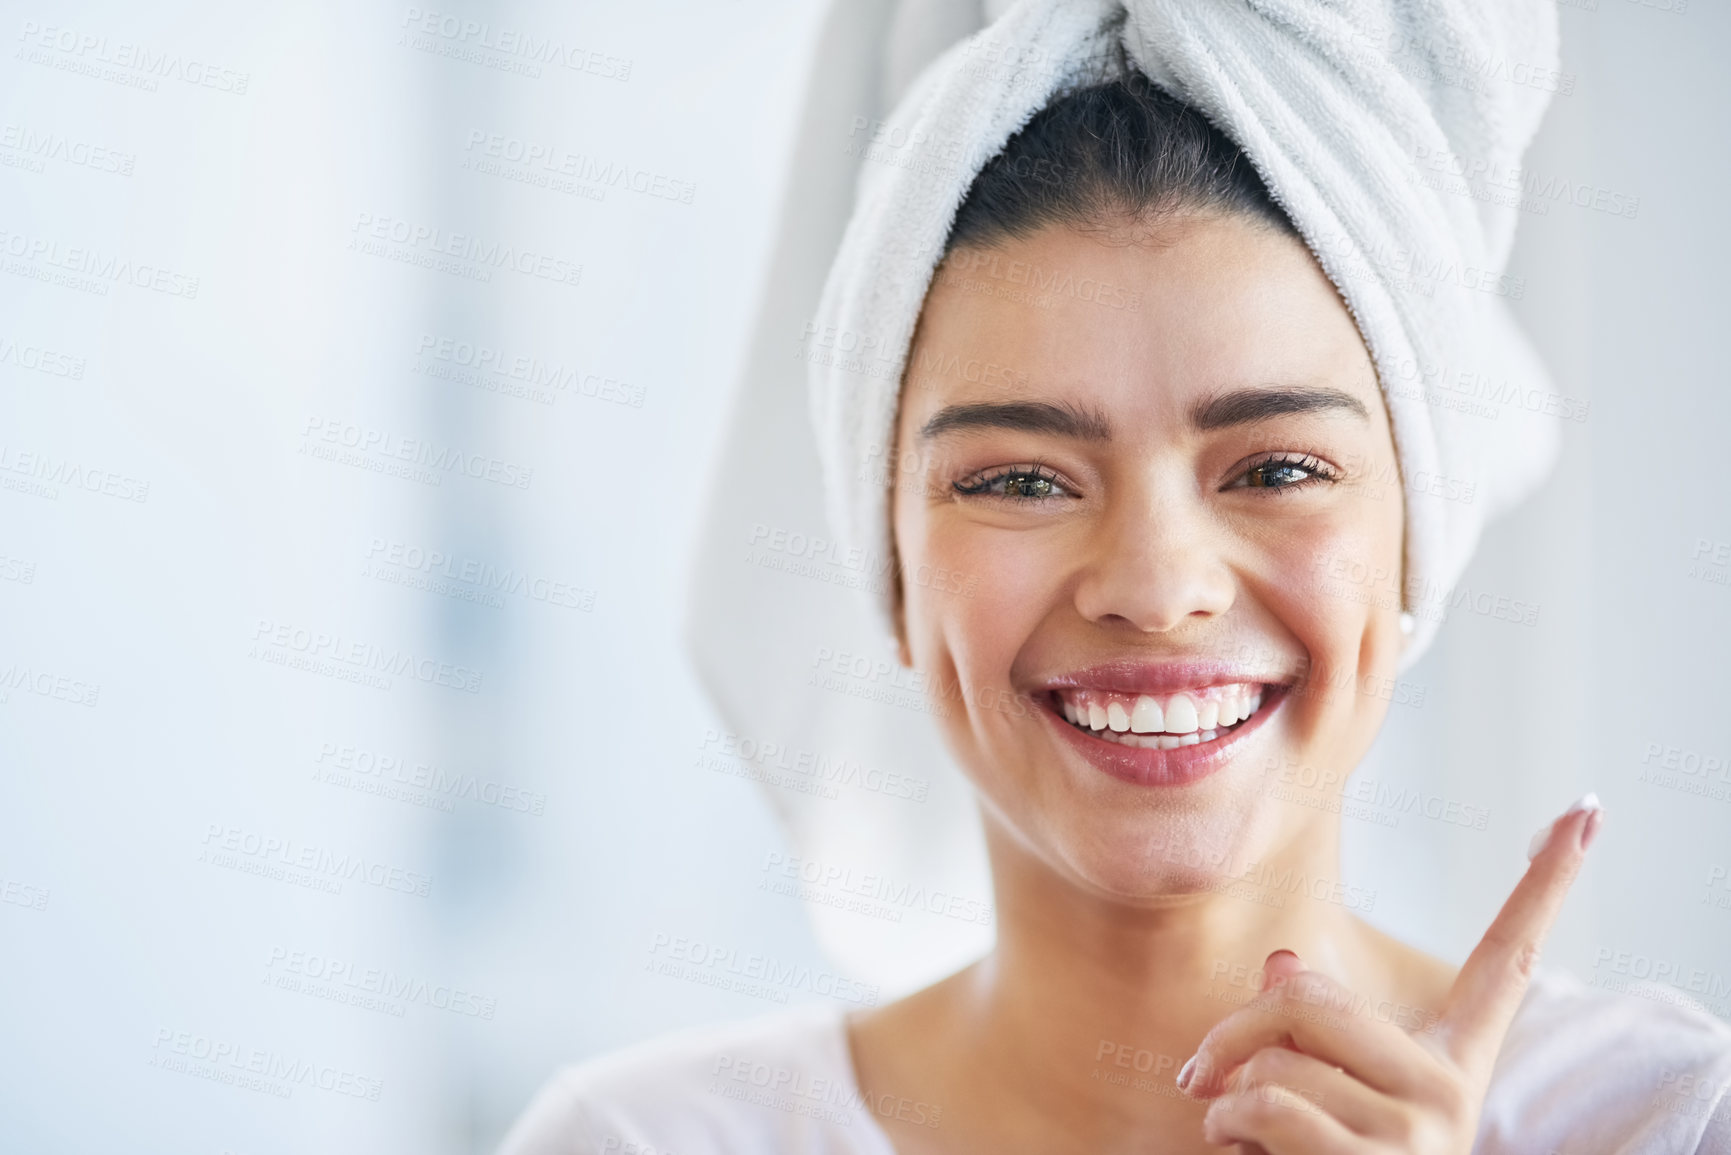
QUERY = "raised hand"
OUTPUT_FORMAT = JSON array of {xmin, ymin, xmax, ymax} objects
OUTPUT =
[{"xmin": 1178, "ymin": 796, "xmax": 1605, "ymax": 1153}]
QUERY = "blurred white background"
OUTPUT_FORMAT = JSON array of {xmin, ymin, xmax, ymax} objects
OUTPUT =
[{"xmin": 1, "ymin": 2, "xmax": 1726, "ymax": 1153}]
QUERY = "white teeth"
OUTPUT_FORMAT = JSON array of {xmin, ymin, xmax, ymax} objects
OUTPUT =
[
  {"xmin": 1165, "ymin": 695, "xmax": 1199, "ymax": 734},
  {"xmin": 1056, "ymin": 682, "xmax": 1271, "ymax": 744}
]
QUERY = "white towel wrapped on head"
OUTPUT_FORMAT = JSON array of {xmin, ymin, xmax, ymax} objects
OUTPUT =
[{"xmin": 809, "ymin": 0, "xmax": 1566, "ymax": 669}]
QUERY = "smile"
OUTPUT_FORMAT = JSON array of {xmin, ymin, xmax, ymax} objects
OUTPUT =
[
  {"xmin": 1053, "ymin": 683, "xmax": 1266, "ymax": 750},
  {"xmin": 1034, "ymin": 662, "xmax": 1293, "ymax": 787}
]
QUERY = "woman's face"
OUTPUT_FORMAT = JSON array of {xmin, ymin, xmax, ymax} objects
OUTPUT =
[{"xmin": 890, "ymin": 213, "xmax": 1407, "ymax": 901}]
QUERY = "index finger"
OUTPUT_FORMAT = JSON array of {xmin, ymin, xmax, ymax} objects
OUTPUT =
[{"xmin": 1439, "ymin": 797, "xmax": 1603, "ymax": 1070}]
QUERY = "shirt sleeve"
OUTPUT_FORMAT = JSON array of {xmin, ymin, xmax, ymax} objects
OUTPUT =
[
  {"xmin": 495, "ymin": 1068, "xmax": 602, "ymax": 1155},
  {"xmin": 1698, "ymin": 1088, "xmax": 1731, "ymax": 1155}
]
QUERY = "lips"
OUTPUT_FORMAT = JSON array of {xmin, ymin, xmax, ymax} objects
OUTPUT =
[{"xmin": 1034, "ymin": 661, "xmax": 1291, "ymax": 787}]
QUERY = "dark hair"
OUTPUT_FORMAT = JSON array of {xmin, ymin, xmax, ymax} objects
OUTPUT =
[{"xmin": 945, "ymin": 72, "xmax": 1296, "ymax": 253}]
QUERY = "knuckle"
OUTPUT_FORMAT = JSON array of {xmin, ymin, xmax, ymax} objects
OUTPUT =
[
  {"xmin": 1434, "ymin": 1073, "xmax": 1474, "ymax": 1120},
  {"xmin": 1512, "ymin": 943, "xmax": 1542, "ymax": 980},
  {"xmin": 1386, "ymin": 1105, "xmax": 1422, "ymax": 1149},
  {"xmin": 1238, "ymin": 1088, "xmax": 1285, "ymax": 1128},
  {"xmin": 1242, "ymin": 1047, "xmax": 1293, "ymax": 1086}
]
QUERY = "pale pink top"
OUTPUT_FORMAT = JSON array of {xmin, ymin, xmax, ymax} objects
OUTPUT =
[{"xmin": 498, "ymin": 967, "xmax": 1731, "ymax": 1154}]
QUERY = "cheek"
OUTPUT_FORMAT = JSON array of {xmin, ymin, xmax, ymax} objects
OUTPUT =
[
  {"xmin": 897, "ymin": 509, "xmax": 1061, "ymax": 682},
  {"xmin": 1253, "ymin": 500, "xmax": 1404, "ymax": 727}
]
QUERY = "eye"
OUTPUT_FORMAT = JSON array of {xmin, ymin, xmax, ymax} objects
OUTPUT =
[
  {"xmin": 1228, "ymin": 452, "xmax": 1341, "ymax": 492},
  {"xmin": 953, "ymin": 463, "xmax": 1077, "ymax": 502}
]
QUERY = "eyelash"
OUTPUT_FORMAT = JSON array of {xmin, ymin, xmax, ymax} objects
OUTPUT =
[
  {"xmin": 1229, "ymin": 452, "xmax": 1342, "ymax": 493},
  {"xmin": 952, "ymin": 462, "xmax": 1074, "ymax": 503},
  {"xmin": 950, "ymin": 452, "xmax": 1343, "ymax": 504}
]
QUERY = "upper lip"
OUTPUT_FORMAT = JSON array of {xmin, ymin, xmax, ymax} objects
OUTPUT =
[{"xmin": 1032, "ymin": 658, "xmax": 1297, "ymax": 698}]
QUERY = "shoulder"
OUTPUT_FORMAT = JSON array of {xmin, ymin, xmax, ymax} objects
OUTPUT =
[
  {"xmin": 495, "ymin": 1003, "xmax": 892, "ymax": 1155},
  {"xmin": 1477, "ymin": 965, "xmax": 1731, "ymax": 1154}
]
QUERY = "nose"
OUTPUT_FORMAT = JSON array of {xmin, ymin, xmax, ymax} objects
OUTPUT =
[{"xmin": 1070, "ymin": 491, "xmax": 1236, "ymax": 632}]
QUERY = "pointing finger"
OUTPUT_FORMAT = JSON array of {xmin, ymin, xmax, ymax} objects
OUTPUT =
[{"xmin": 1439, "ymin": 795, "xmax": 1603, "ymax": 1072}]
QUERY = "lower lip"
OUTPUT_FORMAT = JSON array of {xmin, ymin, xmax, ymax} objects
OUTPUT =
[{"xmin": 1041, "ymin": 686, "xmax": 1287, "ymax": 788}]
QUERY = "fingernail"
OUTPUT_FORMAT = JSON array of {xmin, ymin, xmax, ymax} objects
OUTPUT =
[
  {"xmin": 1257, "ymin": 949, "xmax": 1303, "ymax": 992},
  {"xmin": 1528, "ymin": 793, "xmax": 1604, "ymax": 860},
  {"xmin": 1176, "ymin": 1054, "xmax": 1197, "ymax": 1093},
  {"xmin": 1580, "ymin": 806, "xmax": 1605, "ymax": 851}
]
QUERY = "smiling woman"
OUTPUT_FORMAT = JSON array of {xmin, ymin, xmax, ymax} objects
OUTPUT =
[{"xmin": 499, "ymin": 2, "xmax": 1731, "ymax": 1153}]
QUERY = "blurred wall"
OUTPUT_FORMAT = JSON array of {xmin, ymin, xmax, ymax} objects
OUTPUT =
[{"xmin": 1, "ymin": 2, "xmax": 1726, "ymax": 1153}]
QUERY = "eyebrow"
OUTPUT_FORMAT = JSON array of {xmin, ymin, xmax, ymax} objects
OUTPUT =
[
  {"xmin": 916, "ymin": 386, "xmax": 1368, "ymax": 442},
  {"xmin": 1191, "ymin": 385, "xmax": 1369, "ymax": 430},
  {"xmin": 917, "ymin": 400, "xmax": 1112, "ymax": 442}
]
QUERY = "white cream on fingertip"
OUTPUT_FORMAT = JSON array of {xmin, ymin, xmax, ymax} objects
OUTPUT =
[{"xmin": 1527, "ymin": 792, "xmax": 1604, "ymax": 860}]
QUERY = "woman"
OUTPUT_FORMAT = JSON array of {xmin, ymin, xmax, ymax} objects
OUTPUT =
[{"xmin": 503, "ymin": 3, "xmax": 1731, "ymax": 1152}]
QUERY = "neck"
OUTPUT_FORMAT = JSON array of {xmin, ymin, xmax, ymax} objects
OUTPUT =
[{"xmin": 957, "ymin": 811, "xmax": 1380, "ymax": 1109}]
